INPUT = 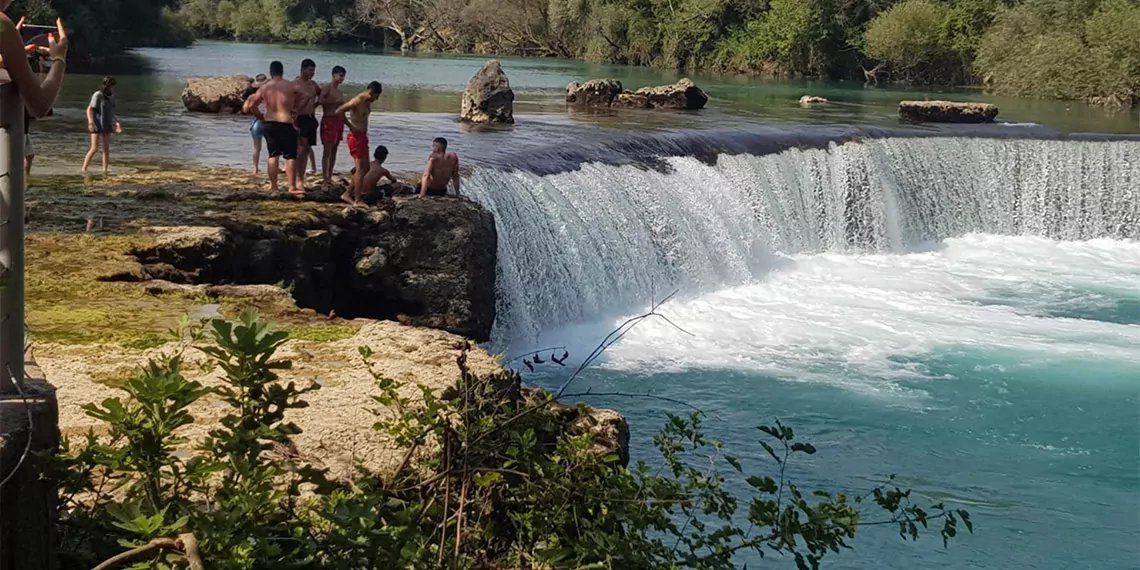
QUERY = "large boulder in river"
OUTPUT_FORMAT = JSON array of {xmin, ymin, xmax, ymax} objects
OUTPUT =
[
  {"xmin": 460, "ymin": 60, "xmax": 515, "ymax": 124},
  {"xmin": 567, "ymin": 78, "xmax": 708, "ymax": 110},
  {"xmin": 566, "ymin": 79, "xmax": 624, "ymax": 107},
  {"xmin": 182, "ymin": 75, "xmax": 256, "ymax": 113},
  {"xmin": 898, "ymin": 100, "xmax": 998, "ymax": 124}
]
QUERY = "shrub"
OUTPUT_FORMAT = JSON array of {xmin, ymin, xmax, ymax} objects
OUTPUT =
[
  {"xmin": 864, "ymin": 0, "xmax": 958, "ymax": 84},
  {"xmin": 56, "ymin": 310, "xmax": 971, "ymax": 569}
]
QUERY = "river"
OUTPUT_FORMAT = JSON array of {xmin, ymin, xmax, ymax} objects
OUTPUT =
[{"xmin": 35, "ymin": 42, "xmax": 1140, "ymax": 569}]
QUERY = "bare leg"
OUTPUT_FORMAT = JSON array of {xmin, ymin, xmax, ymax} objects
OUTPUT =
[
  {"xmin": 297, "ymin": 142, "xmax": 310, "ymax": 189},
  {"xmin": 353, "ymin": 160, "xmax": 369, "ymax": 205},
  {"xmin": 252, "ymin": 138, "xmax": 262, "ymax": 175},
  {"xmin": 24, "ymin": 155, "xmax": 33, "ymax": 191},
  {"xmin": 343, "ymin": 158, "xmax": 367, "ymax": 205},
  {"xmin": 267, "ymin": 156, "xmax": 280, "ymax": 192},
  {"xmin": 285, "ymin": 158, "xmax": 300, "ymax": 195},
  {"xmin": 81, "ymin": 133, "xmax": 99, "ymax": 173},
  {"xmin": 322, "ymin": 144, "xmax": 334, "ymax": 186},
  {"xmin": 101, "ymin": 135, "xmax": 111, "ymax": 174},
  {"xmin": 308, "ymin": 147, "xmax": 317, "ymax": 174}
]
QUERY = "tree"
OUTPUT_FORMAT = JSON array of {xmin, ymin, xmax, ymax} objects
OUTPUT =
[{"xmin": 864, "ymin": 0, "xmax": 957, "ymax": 83}]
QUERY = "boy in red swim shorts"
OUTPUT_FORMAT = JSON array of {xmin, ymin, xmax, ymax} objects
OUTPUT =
[
  {"xmin": 335, "ymin": 81, "xmax": 383, "ymax": 206},
  {"xmin": 319, "ymin": 65, "xmax": 347, "ymax": 186}
]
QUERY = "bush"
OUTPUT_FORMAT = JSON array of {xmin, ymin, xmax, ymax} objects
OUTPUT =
[
  {"xmin": 56, "ymin": 310, "xmax": 972, "ymax": 569},
  {"xmin": 864, "ymin": 0, "xmax": 958, "ymax": 84},
  {"xmin": 976, "ymin": 0, "xmax": 1140, "ymax": 104}
]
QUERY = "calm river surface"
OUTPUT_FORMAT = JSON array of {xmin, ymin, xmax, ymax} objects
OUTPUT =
[
  {"xmin": 26, "ymin": 40, "xmax": 1140, "ymax": 175},
  {"xmin": 31, "ymin": 42, "xmax": 1140, "ymax": 570}
]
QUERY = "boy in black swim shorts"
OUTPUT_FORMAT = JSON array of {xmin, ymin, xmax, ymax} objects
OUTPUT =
[{"xmin": 264, "ymin": 121, "xmax": 298, "ymax": 161}]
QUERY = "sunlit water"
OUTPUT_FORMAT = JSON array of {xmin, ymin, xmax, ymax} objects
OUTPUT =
[{"xmin": 27, "ymin": 42, "xmax": 1140, "ymax": 568}]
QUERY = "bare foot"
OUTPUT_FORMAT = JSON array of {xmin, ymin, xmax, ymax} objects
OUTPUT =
[
  {"xmin": 288, "ymin": 188, "xmax": 305, "ymax": 196},
  {"xmin": 340, "ymin": 192, "xmax": 355, "ymax": 205}
]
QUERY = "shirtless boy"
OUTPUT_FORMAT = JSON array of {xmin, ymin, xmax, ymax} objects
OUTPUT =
[
  {"xmin": 293, "ymin": 59, "xmax": 321, "ymax": 189},
  {"xmin": 243, "ymin": 61, "xmax": 301, "ymax": 195},
  {"xmin": 335, "ymin": 81, "xmax": 383, "ymax": 206},
  {"xmin": 319, "ymin": 65, "xmax": 347, "ymax": 186},
  {"xmin": 420, "ymin": 137, "xmax": 460, "ymax": 197}
]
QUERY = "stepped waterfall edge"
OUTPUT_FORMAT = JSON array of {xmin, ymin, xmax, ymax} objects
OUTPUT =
[{"xmin": 463, "ymin": 133, "xmax": 1140, "ymax": 345}]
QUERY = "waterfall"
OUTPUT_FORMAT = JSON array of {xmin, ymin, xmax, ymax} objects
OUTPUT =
[{"xmin": 463, "ymin": 133, "xmax": 1140, "ymax": 344}]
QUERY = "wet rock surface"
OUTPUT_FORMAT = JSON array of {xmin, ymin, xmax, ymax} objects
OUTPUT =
[{"xmin": 182, "ymin": 75, "xmax": 257, "ymax": 114}]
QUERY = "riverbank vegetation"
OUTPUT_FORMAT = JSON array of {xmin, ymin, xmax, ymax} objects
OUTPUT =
[
  {"xmin": 10, "ymin": 0, "xmax": 1136, "ymax": 102},
  {"xmin": 56, "ymin": 309, "xmax": 971, "ymax": 569},
  {"xmin": 168, "ymin": 0, "xmax": 1138, "ymax": 104}
]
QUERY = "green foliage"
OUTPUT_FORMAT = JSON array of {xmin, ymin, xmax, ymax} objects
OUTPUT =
[
  {"xmin": 57, "ymin": 310, "xmax": 972, "ymax": 569},
  {"xmin": 8, "ymin": 0, "xmax": 190, "ymax": 58},
  {"xmin": 976, "ymin": 0, "xmax": 1140, "ymax": 103},
  {"xmin": 864, "ymin": 0, "xmax": 956, "ymax": 83}
]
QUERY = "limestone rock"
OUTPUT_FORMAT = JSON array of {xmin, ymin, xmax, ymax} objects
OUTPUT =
[
  {"xmin": 460, "ymin": 60, "xmax": 515, "ymax": 124},
  {"xmin": 898, "ymin": 100, "xmax": 998, "ymax": 124},
  {"xmin": 567, "ymin": 78, "xmax": 708, "ymax": 110},
  {"xmin": 566, "ymin": 79, "xmax": 624, "ymax": 107},
  {"xmin": 182, "ymin": 75, "xmax": 256, "ymax": 113},
  {"xmin": 572, "ymin": 408, "xmax": 631, "ymax": 466},
  {"xmin": 634, "ymin": 78, "xmax": 708, "ymax": 110},
  {"xmin": 800, "ymin": 95, "xmax": 827, "ymax": 105},
  {"xmin": 111, "ymin": 200, "xmax": 498, "ymax": 341}
]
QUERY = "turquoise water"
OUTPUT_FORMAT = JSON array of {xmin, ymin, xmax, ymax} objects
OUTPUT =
[
  {"xmin": 507, "ymin": 236, "xmax": 1140, "ymax": 569},
  {"xmin": 31, "ymin": 42, "xmax": 1140, "ymax": 568}
]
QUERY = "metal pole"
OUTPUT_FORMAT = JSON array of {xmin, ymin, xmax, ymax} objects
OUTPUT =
[{"xmin": 0, "ymin": 78, "xmax": 25, "ymax": 391}]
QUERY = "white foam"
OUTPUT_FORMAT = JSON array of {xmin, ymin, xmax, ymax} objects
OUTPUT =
[{"xmin": 553, "ymin": 235, "xmax": 1140, "ymax": 396}]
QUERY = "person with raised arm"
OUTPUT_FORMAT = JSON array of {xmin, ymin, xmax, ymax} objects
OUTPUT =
[{"xmin": 0, "ymin": 8, "xmax": 67, "ymax": 118}]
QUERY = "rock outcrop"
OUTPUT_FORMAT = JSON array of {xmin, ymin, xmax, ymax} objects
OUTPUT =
[
  {"xmin": 800, "ymin": 95, "xmax": 827, "ymax": 105},
  {"xmin": 898, "ymin": 100, "xmax": 998, "ymax": 124},
  {"xmin": 182, "ymin": 75, "xmax": 257, "ymax": 113},
  {"xmin": 460, "ymin": 60, "xmax": 515, "ymax": 124},
  {"xmin": 567, "ymin": 78, "xmax": 708, "ymax": 110},
  {"xmin": 102, "ymin": 198, "xmax": 498, "ymax": 342}
]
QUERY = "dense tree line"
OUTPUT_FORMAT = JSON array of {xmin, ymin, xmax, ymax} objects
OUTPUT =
[
  {"xmin": 11, "ymin": 0, "xmax": 193, "ymax": 57},
  {"xmin": 12, "ymin": 0, "xmax": 1138, "ymax": 103}
]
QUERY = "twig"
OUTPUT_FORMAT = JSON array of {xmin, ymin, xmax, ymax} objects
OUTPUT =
[
  {"xmin": 0, "ymin": 364, "xmax": 34, "ymax": 489},
  {"xmin": 454, "ymin": 475, "xmax": 469, "ymax": 565},
  {"xmin": 178, "ymin": 533, "xmax": 206, "ymax": 570},
  {"xmin": 504, "ymin": 346, "xmax": 567, "ymax": 364},
  {"xmin": 91, "ymin": 537, "xmax": 182, "ymax": 570},
  {"xmin": 388, "ymin": 441, "xmax": 419, "ymax": 488}
]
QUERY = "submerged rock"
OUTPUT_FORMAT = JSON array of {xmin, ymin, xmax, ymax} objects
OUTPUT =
[
  {"xmin": 898, "ymin": 100, "xmax": 998, "ymax": 124},
  {"xmin": 567, "ymin": 78, "xmax": 708, "ymax": 110},
  {"xmin": 112, "ymin": 198, "xmax": 498, "ymax": 341},
  {"xmin": 460, "ymin": 60, "xmax": 515, "ymax": 124},
  {"xmin": 800, "ymin": 95, "xmax": 828, "ymax": 105},
  {"xmin": 182, "ymin": 75, "xmax": 256, "ymax": 113}
]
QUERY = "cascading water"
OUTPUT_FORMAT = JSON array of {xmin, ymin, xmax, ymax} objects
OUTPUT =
[{"xmin": 463, "ymin": 132, "xmax": 1140, "ymax": 344}]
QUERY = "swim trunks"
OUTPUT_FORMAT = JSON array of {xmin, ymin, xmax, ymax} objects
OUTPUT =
[
  {"xmin": 320, "ymin": 115, "xmax": 345, "ymax": 146},
  {"xmin": 250, "ymin": 118, "xmax": 264, "ymax": 139},
  {"xmin": 296, "ymin": 115, "xmax": 318, "ymax": 147},
  {"xmin": 347, "ymin": 132, "xmax": 369, "ymax": 160},
  {"xmin": 425, "ymin": 187, "xmax": 448, "ymax": 197},
  {"xmin": 263, "ymin": 121, "xmax": 298, "ymax": 160}
]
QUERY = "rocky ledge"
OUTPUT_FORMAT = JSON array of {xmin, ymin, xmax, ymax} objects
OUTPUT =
[
  {"xmin": 898, "ymin": 100, "xmax": 999, "ymax": 124},
  {"xmin": 566, "ymin": 78, "xmax": 709, "ymax": 110},
  {"xmin": 100, "ymin": 197, "xmax": 497, "ymax": 341}
]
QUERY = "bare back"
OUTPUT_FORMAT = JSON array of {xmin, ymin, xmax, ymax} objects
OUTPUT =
[
  {"xmin": 426, "ymin": 151, "xmax": 459, "ymax": 189},
  {"xmin": 295, "ymin": 78, "xmax": 321, "ymax": 116},
  {"xmin": 260, "ymin": 79, "xmax": 298, "ymax": 123}
]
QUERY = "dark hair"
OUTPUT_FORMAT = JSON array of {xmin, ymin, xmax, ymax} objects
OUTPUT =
[
  {"xmin": 101, "ymin": 76, "xmax": 117, "ymax": 96},
  {"xmin": 432, "ymin": 137, "xmax": 448, "ymax": 150},
  {"xmin": 373, "ymin": 145, "xmax": 388, "ymax": 161},
  {"xmin": 332, "ymin": 65, "xmax": 346, "ymax": 76},
  {"xmin": 301, "ymin": 58, "xmax": 316, "ymax": 70},
  {"xmin": 368, "ymin": 81, "xmax": 383, "ymax": 94},
  {"xmin": 269, "ymin": 61, "xmax": 284, "ymax": 77}
]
